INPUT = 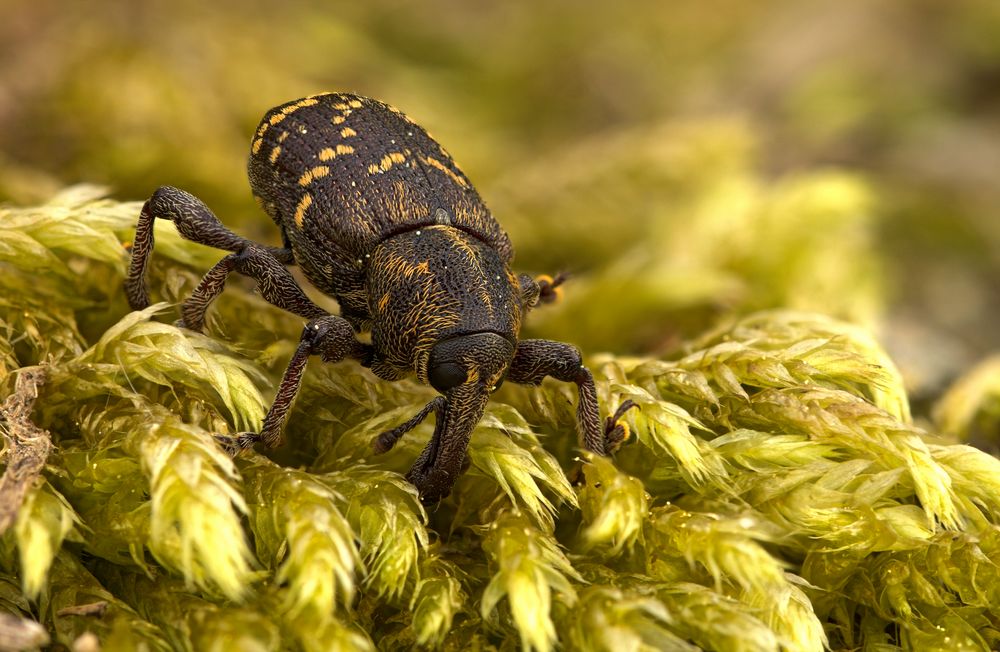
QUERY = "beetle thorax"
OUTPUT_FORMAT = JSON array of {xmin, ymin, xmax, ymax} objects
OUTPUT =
[{"xmin": 364, "ymin": 225, "xmax": 521, "ymax": 380}]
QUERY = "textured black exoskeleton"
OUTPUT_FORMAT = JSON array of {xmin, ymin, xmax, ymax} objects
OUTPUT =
[{"xmin": 125, "ymin": 93, "xmax": 634, "ymax": 503}]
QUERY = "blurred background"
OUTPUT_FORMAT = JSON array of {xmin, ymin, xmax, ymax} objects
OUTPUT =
[{"xmin": 1, "ymin": 0, "xmax": 998, "ymax": 412}]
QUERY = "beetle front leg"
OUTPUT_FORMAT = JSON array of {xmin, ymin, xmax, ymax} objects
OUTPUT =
[
  {"xmin": 218, "ymin": 315, "xmax": 371, "ymax": 453},
  {"xmin": 406, "ymin": 386, "xmax": 490, "ymax": 504},
  {"xmin": 507, "ymin": 339, "xmax": 636, "ymax": 455},
  {"xmin": 126, "ymin": 185, "xmax": 293, "ymax": 311}
]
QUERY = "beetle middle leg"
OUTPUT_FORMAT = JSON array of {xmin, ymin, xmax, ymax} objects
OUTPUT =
[
  {"xmin": 507, "ymin": 339, "xmax": 637, "ymax": 455},
  {"xmin": 218, "ymin": 315, "xmax": 371, "ymax": 452},
  {"xmin": 180, "ymin": 243, "xmax": 326, "ymax": 331}
]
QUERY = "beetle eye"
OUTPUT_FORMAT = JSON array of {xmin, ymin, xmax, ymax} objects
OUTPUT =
[{"xmin": 429, "ymin": 362, "xmax": 467, "ymax": 393}]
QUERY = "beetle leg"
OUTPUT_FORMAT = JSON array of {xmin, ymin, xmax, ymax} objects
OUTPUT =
[
  {"xmin": 507, "ymin": 339, "xmax": 632, "ymax": 455},
  {"xmin": 517, "ymin": 272, "xmax": 567, "ymax": 311},
  {"xmin": 181, "ymin": 243, "xmax": 327, "ymax": 331},
  {"xmin": 218, "ymin": 315, "xmax": 370, "ymax": 453},
  {"xmin": 126, "ymin": 185, "xmax": 293, "ymax": 311},
  {"xmin": 371, "ymin": 396, "xmax": 446, "ymax": 454},
  {"xmin": 406, "ymin": 385, "xmax": 491, "ymax": 505}
]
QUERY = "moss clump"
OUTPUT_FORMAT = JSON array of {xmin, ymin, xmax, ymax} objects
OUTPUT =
[{"xmin": 1, "ymin": 186, "xmax": 1000, "ymax": 651}]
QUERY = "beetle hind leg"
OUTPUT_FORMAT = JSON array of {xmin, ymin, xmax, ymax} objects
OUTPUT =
[{"xmin": 125, "ymin": 185, "xmax": 293, "ymax": 311}]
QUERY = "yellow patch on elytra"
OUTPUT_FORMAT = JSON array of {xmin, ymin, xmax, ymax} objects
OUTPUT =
[
  {"xmin": 269, "ymin": 145, "xmax": 282, "ymax": 163},
  {"xmin": 370, "ymin": 152, "xmax": 407, "ymax": 174},
  {"xmin": 340, "ymin": 127, "xmax": 357, "ymax": 138},
  {"xmin": 281, "ymin": 98, "xmax": 318, "ymax": 115},
  {"xmin": 422, "ymin": 156, "xmax": 468, "ymax": 187},
  {"xmin": 415, "ymin": 261, "xmax": 430, "ymax": 274},
  {"xmin": 298, "ymin": 166, "xmax": 330, "ymax": 186},
  {"xmin": 269, "ymin": 113, "xmax": 287, "ymax": 126},
  {"xmin": 278, "ymin": 131, "xmax": 289, "ymax": 142},
  {"xmin": 348, "ymin": 99, "xmax": 363, "ymax": 108},
  {"xmin": 332, "ymin": 115, "xmax": 346, "ymax": 125},
  {"xmin": 333, "ymin": 103, "xmax": 350, "ymax": 111},
  {"xmin": 256, "ymin": 123, "xmax": 269, "ymax": 137},
  {"xmin": 293, "ymin": 193, "xmax": 312, "ymax": 228},
  {"xmin": 318, "ymin": 144, "xmax": 355, "ymax": 161},
  {"xmin": 378, "ymin": 293, "xmax": 390, "ymax": 312},
  {"xmin": 252, "ymin": 138, "xmax": 263, "ymax": 154}
]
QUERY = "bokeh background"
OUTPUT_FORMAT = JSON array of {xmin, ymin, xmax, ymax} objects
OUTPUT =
[{"xmin": 2, "ymin": 0, "xmax": 999, "ymax": 413}]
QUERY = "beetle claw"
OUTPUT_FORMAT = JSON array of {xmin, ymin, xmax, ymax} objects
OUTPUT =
[
  {"xmin": 215, "ymin": 431, "xmax": 260, "ymax": 456},
  {"xmin": 536, "ymin": 273, "xmax": 568, "ymax": 304},
  {"xmin": 372, "ymin": 429, "xmax": 400, "ymax": 454},
  {"xmin": 603, "ymin": 399, "xmax": 640, "ymax": 453}
]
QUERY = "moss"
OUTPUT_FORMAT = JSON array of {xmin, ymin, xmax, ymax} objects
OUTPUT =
[{"xmin": 2, "ymin": 186, "xmax": 1000, "ymax": 651}]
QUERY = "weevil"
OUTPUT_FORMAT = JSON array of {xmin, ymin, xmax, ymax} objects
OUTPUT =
[{"xmin": 125, "ymin": 92, "xmax": 635, "ymax": 503}]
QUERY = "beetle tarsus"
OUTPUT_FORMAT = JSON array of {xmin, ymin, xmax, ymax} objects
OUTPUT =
[
  {"xmin": 535, "ymin": 273, "xmax": 567, "ymax": 304},
  {"xmin": 517, "ymin": 272, "xmax": 568, "ymax": 310},
  {"xmin": 215, "ymin": 431, "xmax": 261, "ymax": 455},
  {"xmin": 604, "ymin": 399, "xmax": 640, "ymax": 452},
  {"xmin": 372, "ymin": 396, "xmax": 446, "ymax": 454}
]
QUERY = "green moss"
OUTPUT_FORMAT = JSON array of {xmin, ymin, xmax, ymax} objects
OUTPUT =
[{"xmin": 2, "ymin": 187, "xmax": 1000, "ymax": 651}]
